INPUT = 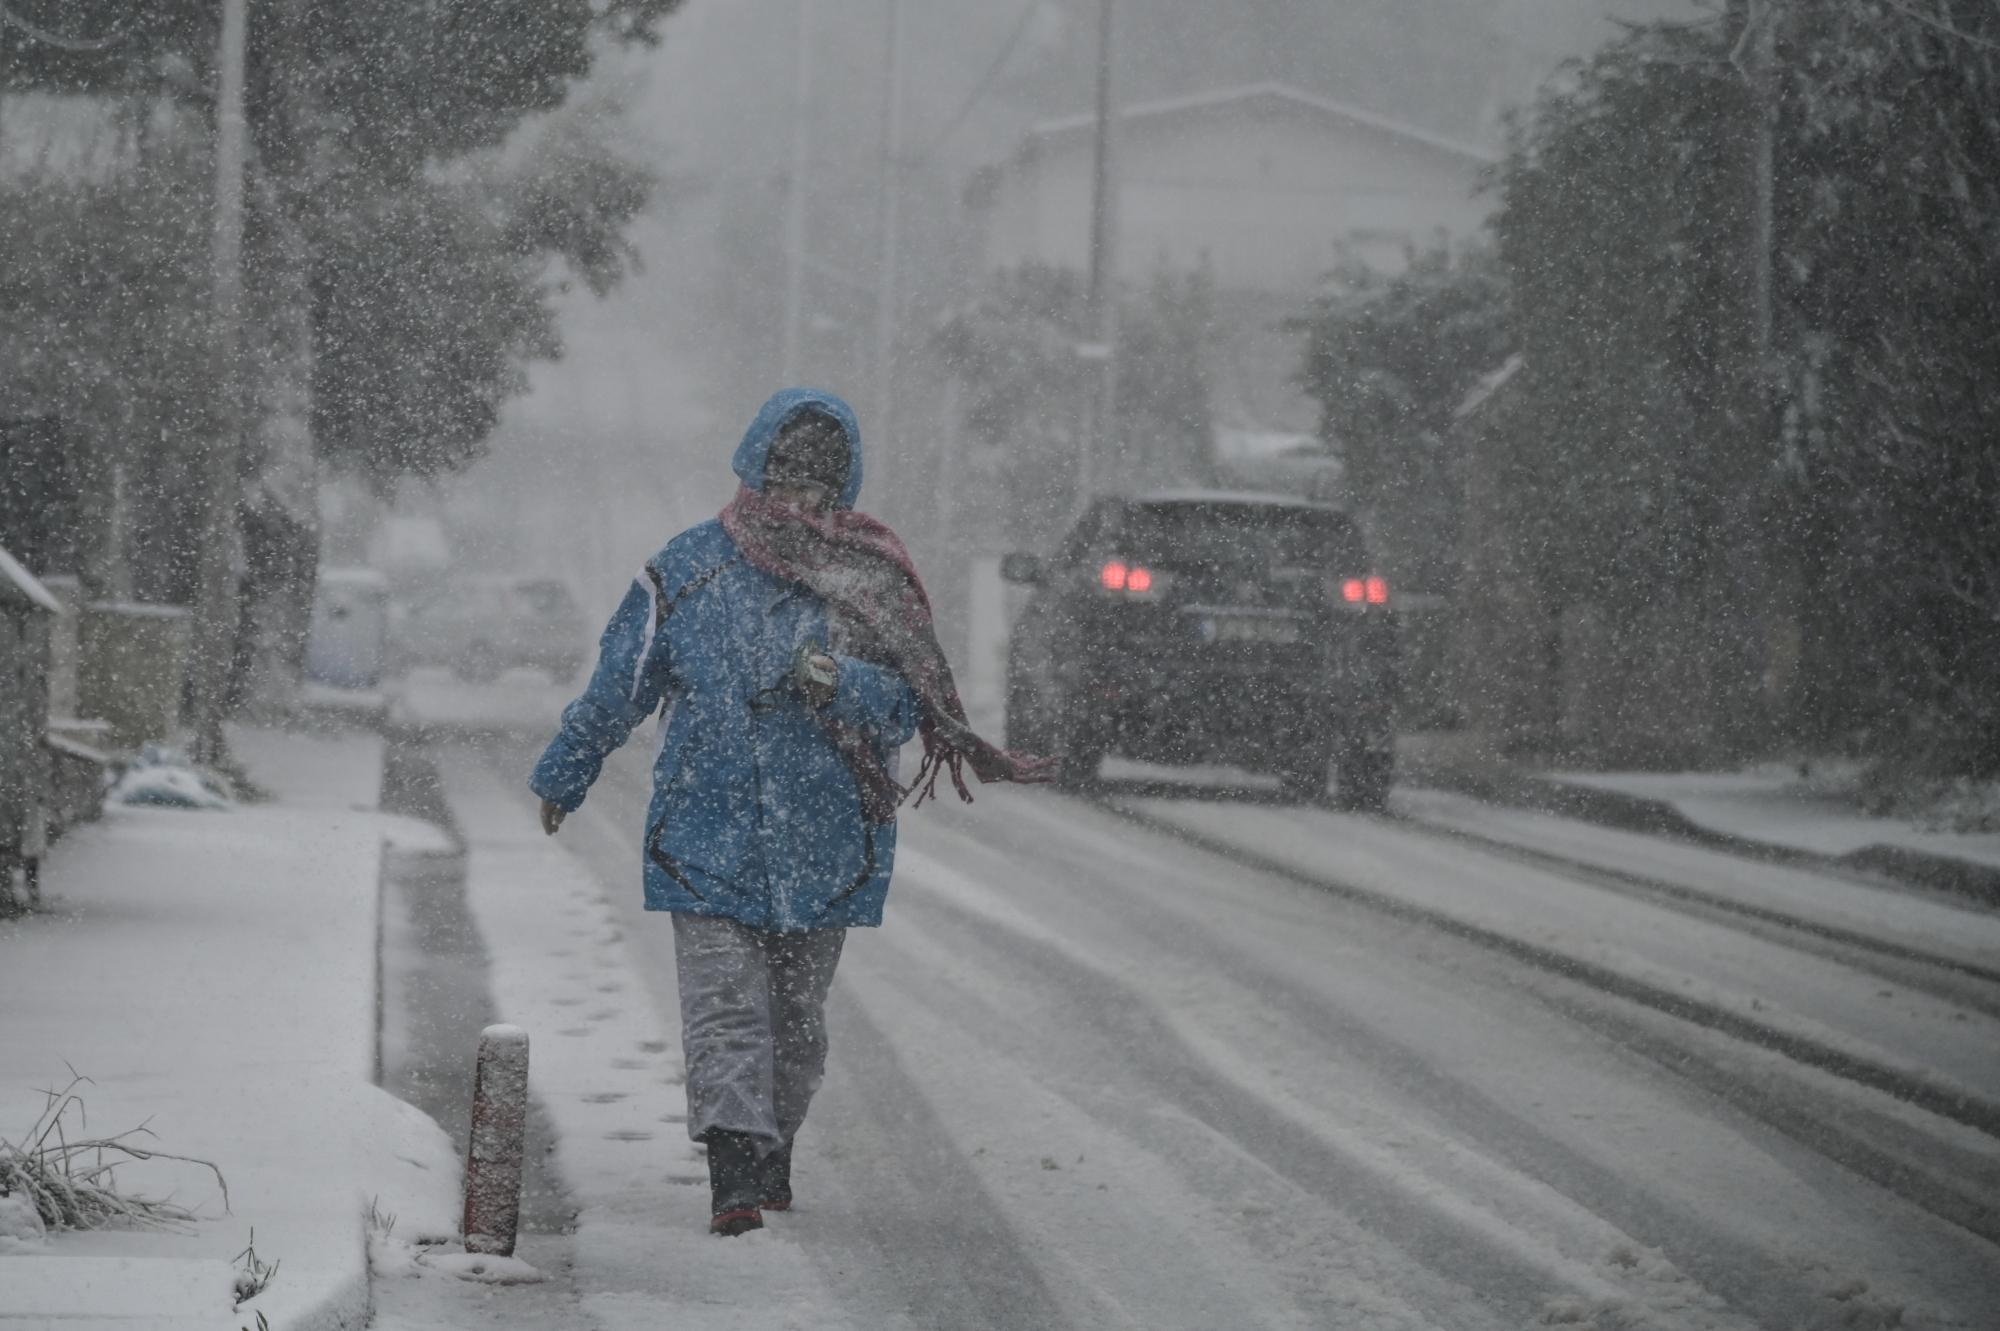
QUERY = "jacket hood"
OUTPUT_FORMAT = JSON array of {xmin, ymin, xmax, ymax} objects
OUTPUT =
[{"xmin": 731, "ymin": 388, "xmax": 864, "ymax": 510}]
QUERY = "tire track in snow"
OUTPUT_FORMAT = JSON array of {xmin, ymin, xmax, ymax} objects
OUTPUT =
[
  {"xmin": 1383, "ymin": 792, "xmax": 2000, "ymax": 1007},
  {"xmin": 901, "ymin": 794, "xmax": 2000, "ymax": 1328},
  {"xmin": 1076, "ymin": 792, "xmax": 2000, "ymax": 1249},
  {"xmin": 1099, "ymin": 795, "xmax": 2000, "ymax": 1138},
  {"xmin": 874, "ymin": 840, "xmax": 1769, "ymax": 1331},
  {"xmin": 842, "ymin": 880, "xmax": 1511, "ymax": 1331}
]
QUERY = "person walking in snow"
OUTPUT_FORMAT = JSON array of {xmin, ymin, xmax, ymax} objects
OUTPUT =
[{"xmin": 529, "ymin": 388, "xmax": 1054, "ymax": 1235}]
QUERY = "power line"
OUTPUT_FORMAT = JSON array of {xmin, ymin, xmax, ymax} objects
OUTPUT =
[
  {"xmin": 0, "ymin": 3, "xmax": 127, "ymax": 52},
  {"xmin": 779, "ymin": 0, "xmax": 815, "ymax": 383},
  {"xmin": 923, "ymin": 0, "xmax": 1042, "ymax": 158},
  {"xmin": 1879, "ymin": 0, "xmax": 2000, "ymax": 53},
  {"xmin": 872, "ymin": 0, "xmax": 907, "ymax": 451}
]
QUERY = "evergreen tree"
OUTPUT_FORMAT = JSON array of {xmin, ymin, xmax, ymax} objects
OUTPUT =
[
  {"xmin": 0, "ymin": 0, "xmax": 674, "ymax": 496},
  {"xmin": 1293, "ymin": 244, "xmax": 1512, "ymax": 592},
  {"xmin": 936, "ymin": 264, "xmax": 1216, "ymax": 547},
  {"xmin": 1477, "ymin": 0, "xmax": 2000, "ymax": 773}
]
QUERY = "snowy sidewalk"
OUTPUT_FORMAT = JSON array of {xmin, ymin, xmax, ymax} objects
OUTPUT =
[
  {"xmin": 1552, "ymin": 768, "xmax": 2000, "ymax": 869},
  {"xmin": 418, "ymin": 751, "xmax": 861, "ymax": 1331},
  {"xmin": 1400, "ymin": 735, "xmax": 2000, "ymax": 905},
  {"xmin": 0, "ymin": 725, "xmax": 459, "ymax": 1331}
]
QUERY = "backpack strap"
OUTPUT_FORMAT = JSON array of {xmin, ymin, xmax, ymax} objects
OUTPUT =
[
  {"xmin": 637, "ymin": 554, "xmax": 744, "ymax": 709},
  {"xmin": 643, "ymin": 553, "xmax": 743, "ymax": 623}
]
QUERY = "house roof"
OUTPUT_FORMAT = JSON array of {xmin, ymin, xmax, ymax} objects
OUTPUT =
[{"xmin": 1022, "ymin": 82, "xmax": 1498, "ymax": 167}]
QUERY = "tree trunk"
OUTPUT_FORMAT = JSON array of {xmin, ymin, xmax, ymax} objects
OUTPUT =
[{"xmin": 232, "ymin": 0, "xmax": 323, "ymax": 719}]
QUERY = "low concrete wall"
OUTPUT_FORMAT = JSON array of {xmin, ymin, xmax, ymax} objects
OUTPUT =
[
  {"xmin": 1, "ymin": 601, "xmax": 52, "ymax": 893},
  {"xmin": 39, "ymin": 574, "xmax": 81, "ymax": 720},
  {"xmin": 78, "ymin": 601, "xmax": 192, "ymax": 752}
]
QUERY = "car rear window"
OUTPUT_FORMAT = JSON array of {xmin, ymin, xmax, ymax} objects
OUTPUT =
[{"xmin": 1102, "ymin": 502, "xmax": 1367, "ymax": 572}]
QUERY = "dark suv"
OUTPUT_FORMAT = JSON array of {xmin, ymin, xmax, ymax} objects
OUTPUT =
[{"xmin": 1001, "ymin": 492, "xmax": 1398, "ymax": 807}]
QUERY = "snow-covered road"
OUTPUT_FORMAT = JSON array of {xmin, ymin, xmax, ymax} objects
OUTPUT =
[
  {"xmin": 1113, "ymin": 793, "xmax": 2000, "ymax": 1123},
  {"xmin": 446, "ymin": 737, "xmax": 2000, "ymax": 1330}
]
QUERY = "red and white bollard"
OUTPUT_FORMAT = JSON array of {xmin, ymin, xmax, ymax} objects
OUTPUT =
[{"xmin": 463, "ymin": 1024, "xmax": 529, "ymax": 1256}]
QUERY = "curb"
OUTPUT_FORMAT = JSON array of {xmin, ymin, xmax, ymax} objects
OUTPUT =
[
  {"xmin": 1839, "ymin": 843, "xmax": 2000, "ymax": 910},
  {"xmin": 239, "ymin": 1253, "xmax": 369, "ymax": 1331}
]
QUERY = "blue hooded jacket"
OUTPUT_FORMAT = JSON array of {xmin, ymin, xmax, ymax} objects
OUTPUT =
[{"xmin": 529, "ymin": 389, "xmax": 920, "ymax": 931}]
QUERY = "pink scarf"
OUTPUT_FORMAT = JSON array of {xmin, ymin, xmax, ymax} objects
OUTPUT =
[{"xmin": 719, "ymin": 484, "xmax": 1059, "ymax": 822}]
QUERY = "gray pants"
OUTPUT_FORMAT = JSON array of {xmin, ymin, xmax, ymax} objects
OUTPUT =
[{"xmin": 672, "ymin": 913, "xmax": 846, "ymax": 1154}]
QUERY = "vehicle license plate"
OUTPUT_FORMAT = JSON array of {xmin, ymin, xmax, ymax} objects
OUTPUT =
[{"xmin": 1199, "ymin": 614, "xmax": 1299, "ymax": 645}]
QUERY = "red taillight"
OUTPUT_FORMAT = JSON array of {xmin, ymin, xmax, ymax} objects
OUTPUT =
[
  {"xmin": 1100, "ymin": 562, "xmax": 1155, "ymax": 592},
  {"xmin": 1365, "ymin": 576, "xmax": 1389, "ymax": 604},
  {"xmin": 1342, "ymin": 579, "xmax": 1365, "ymax": 603}
]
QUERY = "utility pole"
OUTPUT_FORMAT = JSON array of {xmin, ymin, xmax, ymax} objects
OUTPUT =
[
  {"xmin": 189, "ymin": 0, "xmax": 248, "ymax": 766},
  {"xmin": 870, "ymin": 0, "xmax": 907, "ymax": 456},
  {"xmin": 1080, "ymin": 0, "xmax": 1121, "ymax": 502},
  {"xmin": 1724, "ymin": 0, "xmax": 1782, "ymax": 754},
  {"xmin": 779, "ymin": 0, "xmax": 816, "ymax": 383},
  {"xmin": 1733, "ymin": 0, "xmax": 1776, "ymax": 365}
]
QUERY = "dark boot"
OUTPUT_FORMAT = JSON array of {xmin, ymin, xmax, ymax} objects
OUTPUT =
[
  {"xmin": 704, "ymin": 1130, "xmax": 763, "ymax": 1236},
  {"xmin": 758, "ymin": 1141, "xmax": 793, "ymax": 1211}
]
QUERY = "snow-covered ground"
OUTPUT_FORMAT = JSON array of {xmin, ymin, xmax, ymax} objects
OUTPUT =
[
  {"xmin": 10, "ymin": 717, "xmax": 1991, "ymax": 1328},
  {"xmin": 386, "ymin": 668, "xmax": 573, "ymax": 736},
  {"xmin": 1118, "ymin": 793, "xmax": 2000, "ymax": 1108},
  {"xmin": 0, "ymin": 726, "xmax": 460, "ymax": 1331},
  {"xmin": 402, "ymin": 735, "xmax": 1998, "ymax": 1330},
  {"xmin": 1393, "ymin": 787, "xmax": 2000, "ymax": 969},
  {"xmin": 1551, "ymin": 768, "xmax": 2000, "ymax": 871}
]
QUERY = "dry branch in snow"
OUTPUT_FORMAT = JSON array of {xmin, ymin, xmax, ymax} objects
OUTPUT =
[{"xmin": 0, "ymin": 1074, "xmax": 227, "ymax": 1234}]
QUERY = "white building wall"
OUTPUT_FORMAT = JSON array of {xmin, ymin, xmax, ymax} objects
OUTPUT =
[{"xmin": 980, "ymin": 100, "xmax": 1493, "ymax": 290}]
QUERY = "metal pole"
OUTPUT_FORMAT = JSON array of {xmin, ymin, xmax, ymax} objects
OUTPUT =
[
  {"xmin": 870, "ymin": 0, "xmax": 907, "ymax": 459},
  {"xmin": 933, "ymin": 377, "xmax": 961, "ymax": 555},
  {"xmin": 189, "ymin": 0, "xmax": 248, "ymax": 766},
  {"xmin": 1082, "ymin": 0, "xmax": 1120, "ymax": 502},
  {"xmin": 779, "ymin": 0, "xmax": 815, "ymax": 384}
]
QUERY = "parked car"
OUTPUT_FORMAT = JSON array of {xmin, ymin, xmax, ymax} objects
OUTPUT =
[
  {"xmin": 388, "ymin": 575, "xmax": 589, "ymax": 683},
  {"xmin": 1002, "ymin": 492, "xmax": 1398, "ymax": 807},
  {"xmin": 304, "ymin": 568, "xmax": 389, "ymax": 690}
]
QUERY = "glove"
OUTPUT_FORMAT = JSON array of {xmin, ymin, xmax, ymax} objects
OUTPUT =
[{"xmin": 793, "ymin": 638, "xmax": 839, "ymax": 710}]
